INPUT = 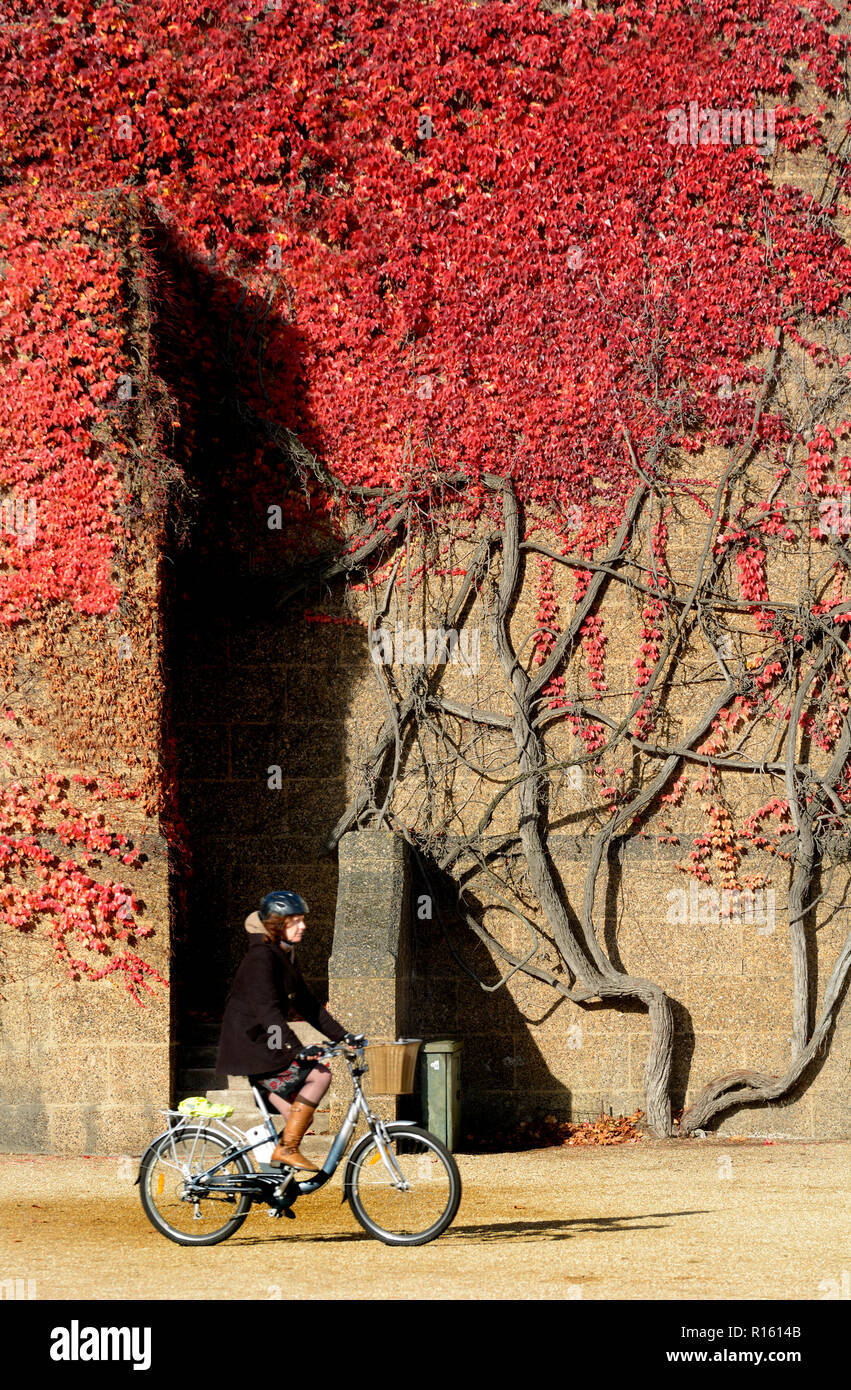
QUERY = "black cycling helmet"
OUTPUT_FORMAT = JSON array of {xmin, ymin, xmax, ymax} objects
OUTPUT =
[{"xmin": 259, "ymin": 890, "xmax": 308, "ymax": 920}]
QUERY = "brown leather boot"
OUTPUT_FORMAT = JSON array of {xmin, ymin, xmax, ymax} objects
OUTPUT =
[{"xmin": 271, "ymin": 1099, "xmax": 320, "ymax": 1171}]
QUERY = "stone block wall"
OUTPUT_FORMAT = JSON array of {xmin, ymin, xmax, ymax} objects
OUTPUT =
[
  {"xmin": 171, "ymin": 544, "xmax": 851, "ymax": 1142},
  {"xmin": 0, "ymin": 483, "xmax": 174, "ymax": 1154},
  {"xmin": 0, "ymin": 874, "xmax": 172, "ymax": 1156},
  {"xmin": 326, "ymin": 828, "xmax": 411, "ymax": 1126},
  {"xmin": 0, "ymin": 531, "xmax": 174, "ymax": 1156},
  {"xmin": 0, "ymin": 198, "xmax": 175, "ymax": 1157},
  {"xmin": 326, "ymin": 512, "xmax": 851, "ymax": 1141},
  {"xmin": 405, "ymin": 835, "xmax": 851, "ymax": 1138}
]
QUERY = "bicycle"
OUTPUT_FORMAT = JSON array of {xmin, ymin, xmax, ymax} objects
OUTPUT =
[{"xmin": 136, "ymin": 1035, "xmax": 462, "ymax": 1247}]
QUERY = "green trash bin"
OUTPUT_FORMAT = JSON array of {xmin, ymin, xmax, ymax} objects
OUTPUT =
[{"xmin": 419, "ymin": 1039, "xmax": 463, "ymax": 1151}]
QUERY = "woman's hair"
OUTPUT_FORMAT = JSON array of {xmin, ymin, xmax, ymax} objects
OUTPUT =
[{"xmin": 263, "ymin": 915, "xmax": 294, "ymax": 946}]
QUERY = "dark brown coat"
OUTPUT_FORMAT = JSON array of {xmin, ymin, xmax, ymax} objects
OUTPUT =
[{"xmin": 215, "ymin": 934, "xmax": 347, "ymax": 1076}]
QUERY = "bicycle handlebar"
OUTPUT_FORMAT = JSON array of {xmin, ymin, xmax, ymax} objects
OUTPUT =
[{"xmin": 297, "ymin": 1034, "xmax": 368, "ymax": 1061}]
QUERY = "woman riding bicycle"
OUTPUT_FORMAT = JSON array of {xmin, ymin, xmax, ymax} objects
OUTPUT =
[{"xmin": 215, "ymin": 889, "xmax": 359, "ymax": 1172}]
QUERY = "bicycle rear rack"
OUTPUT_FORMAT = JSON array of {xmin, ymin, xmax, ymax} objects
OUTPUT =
[{"xmin": 158, "ymin": 1088, "xmax": 294, "ymax": 1208}]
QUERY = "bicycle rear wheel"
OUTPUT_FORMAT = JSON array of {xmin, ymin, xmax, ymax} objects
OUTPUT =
[
  {"xmin": 345, "ymin": 1124, "xmax": 461, "ymax": 1246},
  {"xmin": 139, "ymin": 1126, "xmax": 254, "ymax": 1246}
]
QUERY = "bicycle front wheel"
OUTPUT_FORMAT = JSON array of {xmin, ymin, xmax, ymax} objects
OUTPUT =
[
  {"xmin": 345, "ymin": 1124, "xmax": 461, "ymax": 1246},
  {"xmin": 139, "ymin": 1126, "xmax": 254, "ymax": 1246}
]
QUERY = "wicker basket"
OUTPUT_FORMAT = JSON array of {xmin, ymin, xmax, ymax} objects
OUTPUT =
[{"xmin": 363, "ymin": 1039, "xmax": 423, "ymax": 1095}]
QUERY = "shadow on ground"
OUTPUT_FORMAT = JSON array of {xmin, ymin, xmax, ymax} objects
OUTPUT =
[{"xmin": 229, "ymin": 1207, "xmax": 710, "ymax": 1245}]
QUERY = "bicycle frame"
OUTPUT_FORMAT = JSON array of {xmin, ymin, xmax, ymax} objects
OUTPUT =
[{"xmin": 142, "ymin": 1045, "xmax": 418, "ymax": 1211}]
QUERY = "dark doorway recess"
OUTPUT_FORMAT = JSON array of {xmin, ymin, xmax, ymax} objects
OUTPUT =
[{"xmin": 147, "ymin": 226, "xmax": 365, "ymax": 1097}]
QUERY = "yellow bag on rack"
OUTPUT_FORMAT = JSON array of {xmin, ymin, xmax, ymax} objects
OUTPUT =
[{"xmin": 177, "ymin": 1096, "xmax": 234, "ymax": 1119}]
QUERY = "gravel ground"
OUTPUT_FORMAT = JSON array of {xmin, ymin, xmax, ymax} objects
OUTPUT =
[{"xmin": 0, "ymin": 1137, "xmax": 847, "ymax": 1301}]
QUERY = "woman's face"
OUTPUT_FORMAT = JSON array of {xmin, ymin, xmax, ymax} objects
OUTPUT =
[{"xmin": 274, "ymin": 913, "xmax": 306, "ymax": 944}]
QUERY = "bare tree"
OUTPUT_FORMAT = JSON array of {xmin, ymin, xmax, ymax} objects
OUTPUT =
[{"xmin": 264, "ymin": 318, "xmax": 851, "ymax": 1138}]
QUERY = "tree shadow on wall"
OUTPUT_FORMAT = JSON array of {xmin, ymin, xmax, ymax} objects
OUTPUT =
[
  {"xmin": 144, "ymin": 224, "xmax": 371, "ymax": 1057},
  {"xmin": 406, "ymin": 854, "xmax": 646, "ymax": 1148}
]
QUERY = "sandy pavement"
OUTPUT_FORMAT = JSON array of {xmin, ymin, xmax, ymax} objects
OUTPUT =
[{"xmin": 0, "ymin": 1137, "xmax": 848, "ymax": 1301}]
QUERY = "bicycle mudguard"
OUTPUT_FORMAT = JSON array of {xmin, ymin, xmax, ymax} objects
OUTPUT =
[{"xmin": 133, "ymin": 1130, "xmax": 176, "ymax": 1185}]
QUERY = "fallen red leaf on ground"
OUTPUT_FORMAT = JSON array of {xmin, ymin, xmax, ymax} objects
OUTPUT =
[{"xmin": 464, "ymin": 1109, "xmax": 645, "ymax": 1151}]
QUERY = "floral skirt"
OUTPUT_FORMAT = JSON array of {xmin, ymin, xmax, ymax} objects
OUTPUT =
[{"xmin": 248, "ymin": 1058, "xmax": 331, "ymax": 1102}]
